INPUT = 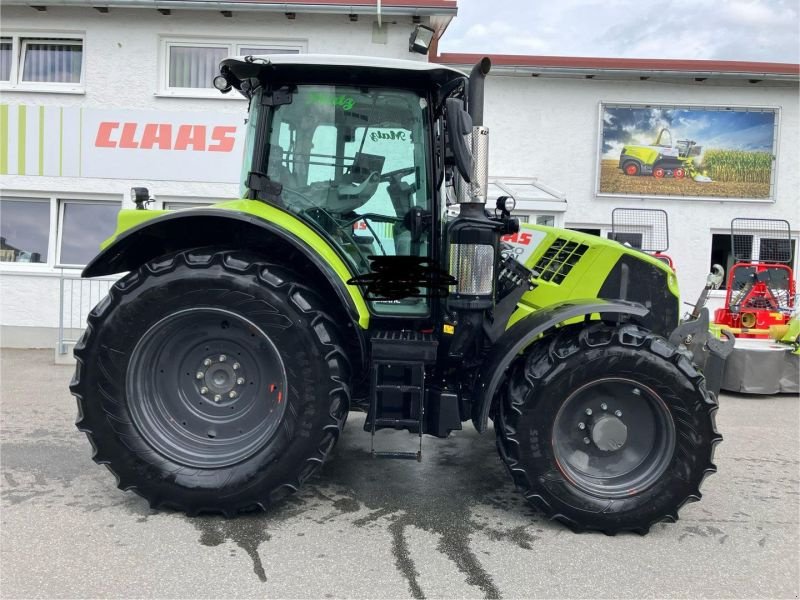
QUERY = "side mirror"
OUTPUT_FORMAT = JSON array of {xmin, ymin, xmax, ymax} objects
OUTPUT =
[{"xmin": 445, "ymin": 97, "xmax": 473, "ymax": 183}]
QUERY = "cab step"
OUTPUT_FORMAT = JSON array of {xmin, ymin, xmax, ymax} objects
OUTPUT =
[{"xmin": 366, "ymin": 331, "xmax": 438, "ymax": 461}]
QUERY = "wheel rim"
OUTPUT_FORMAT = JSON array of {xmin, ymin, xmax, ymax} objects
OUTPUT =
[
  {"xmin": 674, "ymin": 168, "xmax": 685, "ymax": 179},
  {"xmin": 552, "ymin": 377, "xmax": 676, "ymax": 498},
  {"xmin": 653, "ymin": 167, "xmax": 665, "ymax": 178},
  {"xmin": 624, "ymin": 164, "xmax": 638, "ymax": 176},
  {"xmin": 126, "ymin": 308, "xmax": 287, "ymax": 468}
]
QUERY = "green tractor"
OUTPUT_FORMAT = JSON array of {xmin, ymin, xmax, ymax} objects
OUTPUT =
[
  {"xmin": 71, "ymin": 55, "xmax": 726, "ymax": 534},
  {"xmin": 619, "ymin": 128, "xmax": 711, "ymax": 182}
]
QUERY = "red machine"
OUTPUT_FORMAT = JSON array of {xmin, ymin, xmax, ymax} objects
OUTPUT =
[
  {"xmin": 610, "ymin": 208, "xmax": 675, "ymax": 270},
  {"xmin": 714, "ymin": 218, "xmax": 795, "ymax": 339}
]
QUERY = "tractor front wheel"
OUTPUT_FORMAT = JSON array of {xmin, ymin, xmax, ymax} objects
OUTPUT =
[
  {"xmin": 71, "ymin": 249, "xmax": 351, "ymax": 516},
  {"xmin": 496, "ymin": 322, "xmax": 721, "ymax": 534}
]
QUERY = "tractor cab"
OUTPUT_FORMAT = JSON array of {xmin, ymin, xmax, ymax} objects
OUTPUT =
[{"xmin": 219, "ymin": 55, "xmax": 472, "ymax": 317}]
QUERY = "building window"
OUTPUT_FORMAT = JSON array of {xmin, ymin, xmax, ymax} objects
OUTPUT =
[
  {"xmin": 168, "ymin": 44, "xmax": 228, "ymax": 89},
  {"xmin": 0, "ymin": 35, "xmax": 83, "ymax": 90},
  {"xmin": 162, "ymin": 200, "xmax": 214, "ymax": 210},
  {"xmin": 21, "ymin": 38, "xmax": 83, "ymax": 83},
  {"xmin": 569, "ymin": 228, "xmax": 602, "ymax": 236},
  {"xmin": 710, "ymin": 233, "xmax": 796, "ymax": 273},
  {"xmin": 0, "ymin": 38, "xmax": 11, "ymax": 81},
  {"xmin": 161, "ymin": 39, "xmax": 303, "ymax": 96},
  {"xmin": 0, "ymin": 198, "xmax": 50, "ymax": 263},
  {"xmin": 58, "ymin": 201, "xmax": 118, "ymax": 266}
]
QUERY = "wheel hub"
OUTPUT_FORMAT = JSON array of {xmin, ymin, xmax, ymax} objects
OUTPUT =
[
  {"xmin": 196, "ymin": 355, "xmax": 245, "ymax": 400},
  {"xmin": 590, "ymin": 414, "xmax": 628, "ymax": 451}
]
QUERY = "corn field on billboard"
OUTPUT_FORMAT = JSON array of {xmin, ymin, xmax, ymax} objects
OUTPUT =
[{"xmin": 597, "ymin": 103, "xmax": 778, "ymax": 201}]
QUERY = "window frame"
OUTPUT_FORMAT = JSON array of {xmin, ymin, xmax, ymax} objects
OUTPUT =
[
  {"xmin": 158, "ymin": 37, "xmax": 306, "ymax": 99},
  {"xmin": 0, "ymin": 32, "xmax": 85, "ymax": 94},
  {"xmin": 0, "ymin": 191, "xmax": 122, "ymax": 273},
  {"xmin": 55, "ymin": 198, "xmax": 120, "ymax": 269},
  {"xmin": 0, "ymin": 196, "xmax": 54, "ymax": 267},
  {"xmin": 0, "ymin": 36, "xmax": 14, "ymax": 82}
]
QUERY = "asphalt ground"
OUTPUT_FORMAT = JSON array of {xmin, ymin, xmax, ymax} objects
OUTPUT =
[{"xmin": 1, "ymin": 348, "xmax": 798, "ymax": 599}]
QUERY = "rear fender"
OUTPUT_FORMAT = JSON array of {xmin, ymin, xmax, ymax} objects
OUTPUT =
[
  {"xmin": 83, "ymin": 202, "xmax": 371, "ymax": 330},
  {"xmin": 472, "ymin": 298, "xmax": 649, "ymax": 433}
]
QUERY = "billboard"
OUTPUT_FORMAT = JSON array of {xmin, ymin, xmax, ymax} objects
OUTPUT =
[{"xmin": 597, "ymin": 103, "xmax": 778, "ymax": 201}]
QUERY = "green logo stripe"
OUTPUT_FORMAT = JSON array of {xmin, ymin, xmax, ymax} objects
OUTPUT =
[
  {"xmin": 0, "ymin": 105, "xmax": 7, "ymax": 175},
  {"xmin": 17, "ymin": 105, "xmax": 26, "ymax": 175}
]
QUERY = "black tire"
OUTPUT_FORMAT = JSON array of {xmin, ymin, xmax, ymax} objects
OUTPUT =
[
  {"xmin": 496, "ymin": 322, "xmax": 721, "ymax": 534},
  {"xmin": 70, "ymin": 248, "xmax": 351, "ymax": 516}
]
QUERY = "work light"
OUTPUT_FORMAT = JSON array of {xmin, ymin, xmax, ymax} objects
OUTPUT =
[
  {"xmin": 213, "ymin": 75, "xmax": 232, "ymax": 93},
  {"xmin": 409, "ymin": 25, "xmax": 435, "ymax": 55}
]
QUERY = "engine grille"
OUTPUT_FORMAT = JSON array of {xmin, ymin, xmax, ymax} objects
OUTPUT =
[{"xmin": 533, "ymin": 238, "xmax": 589, "ymax": 284}]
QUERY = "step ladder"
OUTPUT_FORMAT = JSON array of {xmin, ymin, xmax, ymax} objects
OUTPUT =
[{"xmin": 367, "ymin": 331, "xmax": 438, "ymax": 461}]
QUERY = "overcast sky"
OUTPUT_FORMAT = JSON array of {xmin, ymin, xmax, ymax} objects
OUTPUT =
[{"xmin": 438, "ymin": 0, "xmax": 800, "ymax": 63}]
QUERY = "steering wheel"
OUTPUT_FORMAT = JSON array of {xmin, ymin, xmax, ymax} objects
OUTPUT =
[{"xmin": 380, "ymin": 166, "xmax": 416, "ymax": 183}]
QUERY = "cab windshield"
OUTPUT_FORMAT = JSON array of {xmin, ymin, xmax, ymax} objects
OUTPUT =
[{"xmin": 243, "ymin": 85, "xmax": 432, "ymax": 314}]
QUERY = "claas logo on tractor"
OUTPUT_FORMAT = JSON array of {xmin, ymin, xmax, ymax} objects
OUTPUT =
[{"xmin": 71, "ymin": 54, "xmax": 727, "ymax": 535}]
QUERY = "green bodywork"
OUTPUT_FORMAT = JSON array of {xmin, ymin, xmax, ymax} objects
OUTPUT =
[
  {"xmin": 510, "ymin": 225, "xmax": 679, "ymax": 326},
  {"xmin": 101, "ymin": 202, "xmax": 678, "ymax": 332}
]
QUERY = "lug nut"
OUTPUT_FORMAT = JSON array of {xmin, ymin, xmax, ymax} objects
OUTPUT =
[
  {"xmin": 232, "ymin": 362, "xmax": 240, "ymax": 370},
  {"xmin": 213, "ymin": 394, "xmax": 222, "ymax": 403},
  {"xmin": 195, "ymin": 371, "xmax": 204, "ymax": 380},
  {"xmin": 200, "ymin": 387, "xmax": 208, "ymax": 395},
  {"xmin": 203, "ymin": 358, "xmax": 212, "ymax": 367},
  {"xmin": 219, "ymin": 354, "xmax": 227, "ymax": 362},
  {"xmin": 615, "ymin": 410, "xmax": 622, "ymax": 418},
  {"xmin": 585, "ymin": 408, "xmax": 593, "ymax": 416},
  {"xmin": 601, "ymin": 403, "xmax": 608, "ymax": 411},
  {"xmin": 236, "ymin": 377, "xmax": 245, "ymax": 385},
  {"xmin": 229, "ymin": 391, "xmax": 238, "ymax": 399},
  {"xmin": 583, "ymin": 437, "xmax": 591, "ymax": 445},
  {"xmin": 578, "ymin": 422, "xmax": 586, "ymax": 430}
]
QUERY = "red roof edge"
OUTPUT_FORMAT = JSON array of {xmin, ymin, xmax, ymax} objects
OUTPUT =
[{"xmin": 433, "ymin": 52, "xmax": 800, "ymax": 76}]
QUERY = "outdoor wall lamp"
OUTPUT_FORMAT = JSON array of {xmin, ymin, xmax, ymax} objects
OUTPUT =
[{"xmin": 409, "ymin": 24, "xmax": 435, "ymax": 54}]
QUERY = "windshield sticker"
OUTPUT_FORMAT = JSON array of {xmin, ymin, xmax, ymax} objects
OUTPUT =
[
  {"xmin": 370, "ymin": 130, "xmax": 407, "ymax": 142},
  {"xmin": 306, "ymin": 93, "xmax": 356, "ymax": 111}
]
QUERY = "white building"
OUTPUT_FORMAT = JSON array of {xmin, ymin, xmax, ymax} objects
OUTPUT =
[{"xmin": 1, "ymin": 0, "xmax": 798, "ymax": 349}]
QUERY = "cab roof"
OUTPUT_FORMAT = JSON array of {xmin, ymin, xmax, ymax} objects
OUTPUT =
[{"xmin": 219, "ymin": 54, "xmax": 468, "ymax": 94}]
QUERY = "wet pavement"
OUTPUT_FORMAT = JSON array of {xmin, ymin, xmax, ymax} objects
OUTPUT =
[{"xmin": 1, "ymin": 348, "xmax": 798, "ymax": 599}]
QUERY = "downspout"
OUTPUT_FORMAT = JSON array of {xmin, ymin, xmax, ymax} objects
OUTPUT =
[{"xmin": 377, "ymin": 0, "xmax": 381, "ymax": 28}]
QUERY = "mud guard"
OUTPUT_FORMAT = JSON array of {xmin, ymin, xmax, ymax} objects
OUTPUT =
[
  {"xmin": 471, "ymin": 298, "xmax": 650, "ymax": 433},
  {"xmin": 82, "ymin": 208, "xmax": 368, "ymax": 328}
]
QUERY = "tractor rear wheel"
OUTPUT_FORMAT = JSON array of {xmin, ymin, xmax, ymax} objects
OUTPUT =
[
  {"xmin": 71, "ymin": 249, "xmax": 351, "ymax": 516},
  {"xmin": 496, "ymin": 322, "xmax": 721, "ymax": 534}
]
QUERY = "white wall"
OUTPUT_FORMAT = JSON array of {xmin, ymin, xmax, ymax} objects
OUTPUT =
[
  {"xmin": 482, "ymin": 74, "xmax": 799, "ymax": 301},
  {"xmin": 0, "ymin": 6, "xmax": 429, "ymax": 345},
  {"xmin": 0, "ymin": 5, "xmax": 427, "ymax": 200}
]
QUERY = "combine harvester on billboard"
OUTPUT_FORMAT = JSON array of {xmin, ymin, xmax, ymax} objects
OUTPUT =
[{"xmin": 598, "ymin": 104, "xmax": 777, "ymax": 201}]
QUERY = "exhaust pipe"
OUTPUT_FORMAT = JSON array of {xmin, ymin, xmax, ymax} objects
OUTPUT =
[
  {"xmin": 465, "ymin": 57, "xmax": 491, "ymax": 204},
  {"xmin": 468, "ymin": 56, "xmax": 492, "ymax": 127}
]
